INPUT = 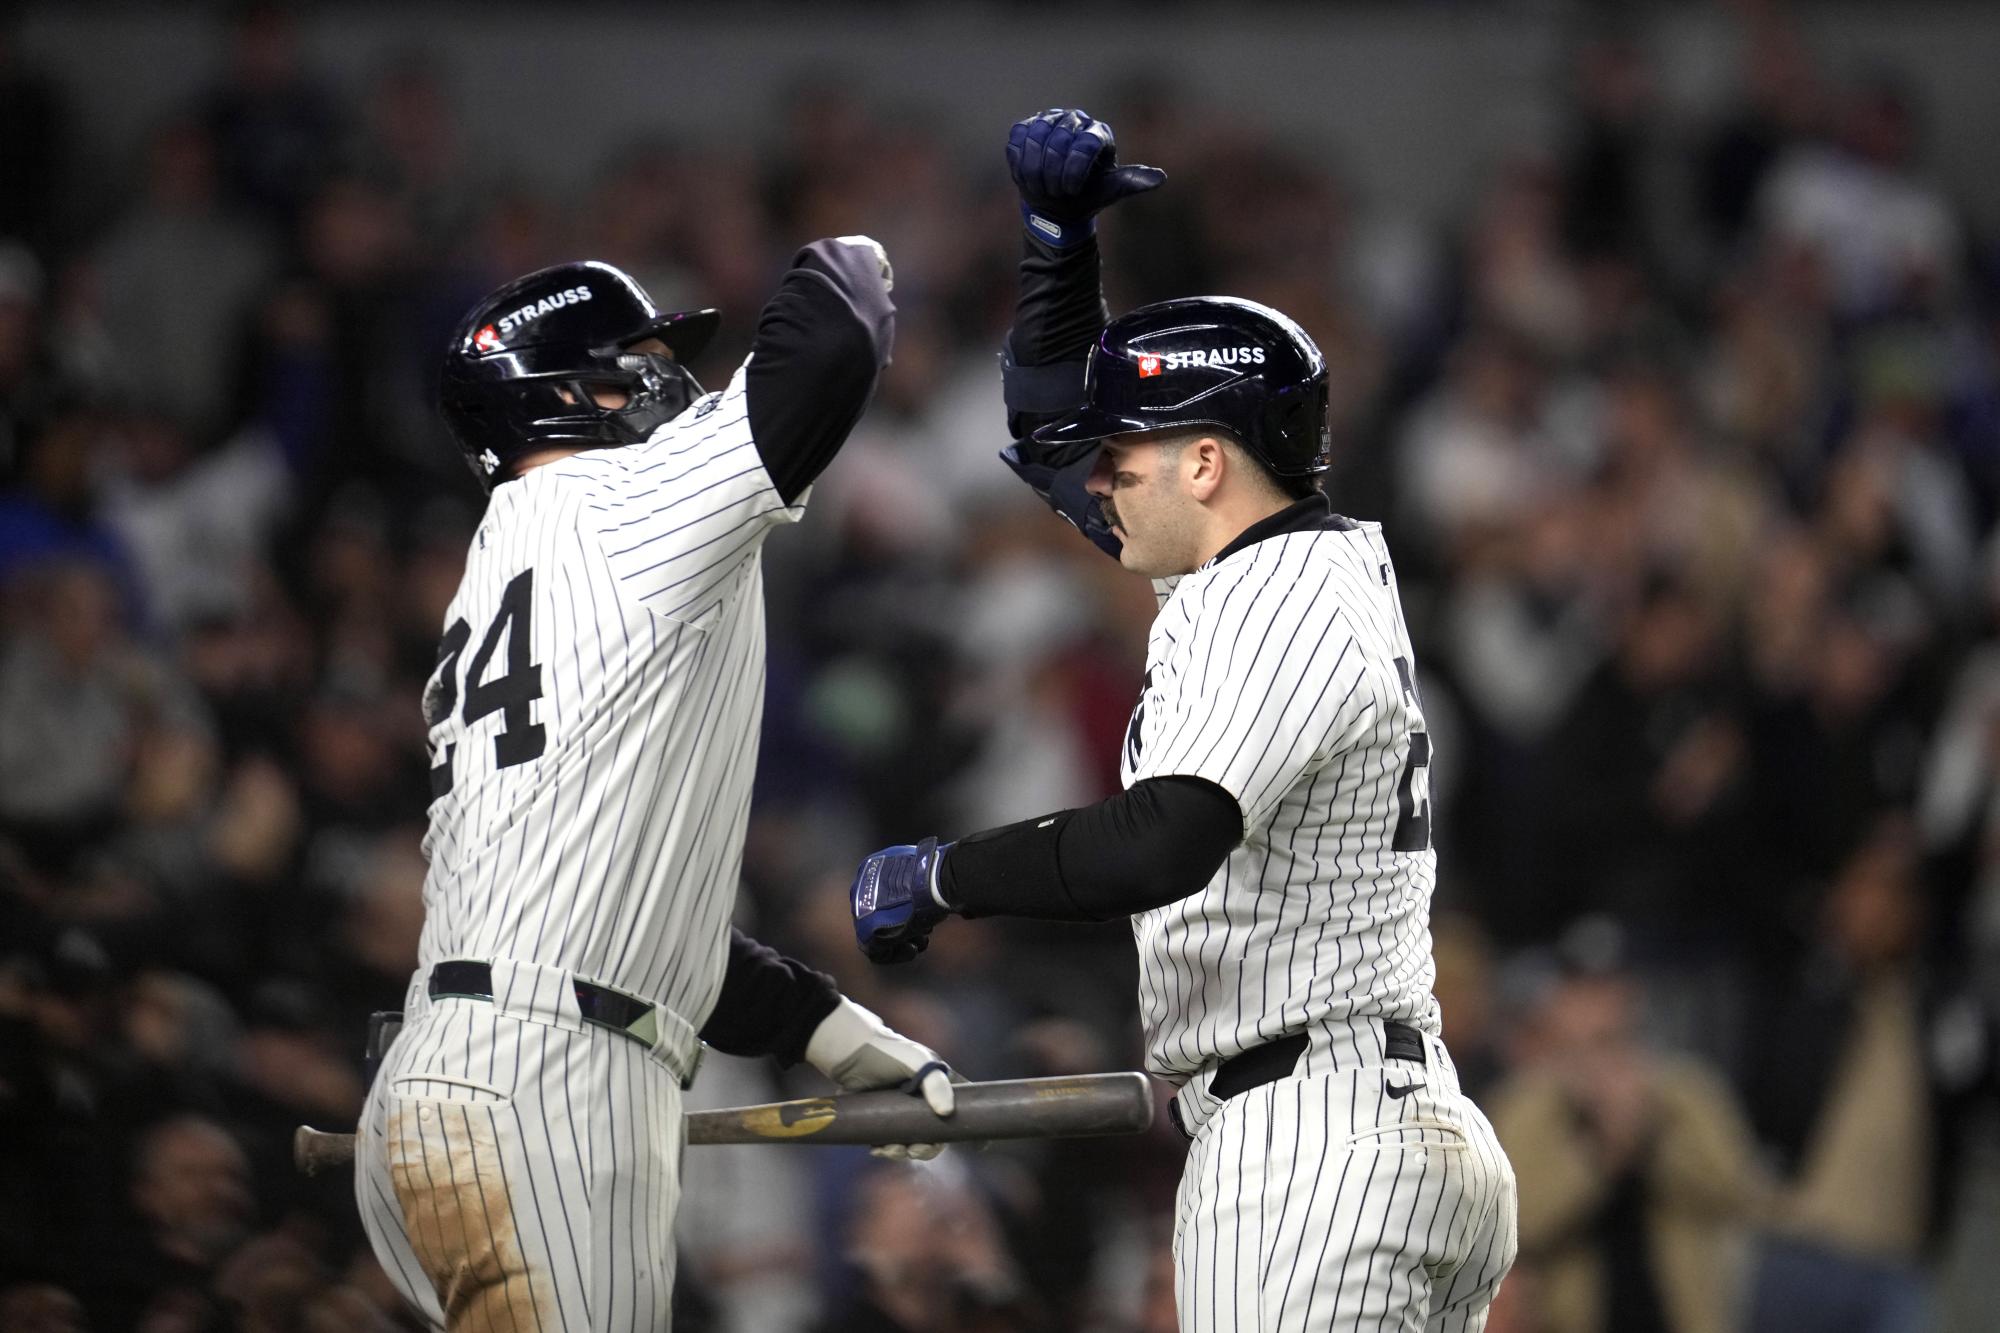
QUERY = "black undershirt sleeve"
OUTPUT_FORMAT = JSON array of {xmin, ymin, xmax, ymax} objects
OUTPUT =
[
  {"xmin": 941, "ymin": 775, "xmax": 1243, "ymax": 922},
  {"xmin": 1001, "ymin": 235, "xmax": 1109, "ymax": 439},
  {"xmin": 696, "ymin": 927, "xmax": 841, "ymax": 1067},
  {"xmin": 746, "ymin": 238, "xmax": 896, "ymax": 505}
]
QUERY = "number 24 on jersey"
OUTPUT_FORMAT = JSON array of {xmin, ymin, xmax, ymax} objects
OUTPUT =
[{"xmin": 425, "ymin": 568, "xmax": 546, "ymax": 795}]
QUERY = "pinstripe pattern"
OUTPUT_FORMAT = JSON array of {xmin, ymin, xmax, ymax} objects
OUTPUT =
[
  {"xmin": 1123, "ymin": 517, "xmax": 1516, "ymax": 1329},
  {"xmin": 358, "ymin": 996, "xmax": 686, "ymax": 1331},
  {"xmin": 1126, "ymin": 522, "xmax": 1433, "ymax": 1082},
  {"xmin": 359, "ymin": 360, "xmax": 799, "ymax": 1330},
  {"xmin": 1172, "ymin": 1057, "xmax": 1517, "ymax": 1331},
  {"xmin": 418, "ymin": 364, "xmax": 795, "ymax": 1024}
]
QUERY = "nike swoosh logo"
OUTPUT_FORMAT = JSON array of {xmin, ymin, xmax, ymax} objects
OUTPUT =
[{"xmin": 1386, "ymin": 1081, "xmax": 1425, "ymax": 1100}]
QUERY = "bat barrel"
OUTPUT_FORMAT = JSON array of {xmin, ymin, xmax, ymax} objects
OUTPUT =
[{"xmin": 687, "ymin": 1072, "xmax": 1155, "ymax": 1146}]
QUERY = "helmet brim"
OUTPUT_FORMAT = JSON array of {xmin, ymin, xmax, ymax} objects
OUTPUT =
[
  {"xmin": 627, "ymin": 308, "xmax": 719, "ymax": 364},
  {"xmin": 1029, "ymin": 405, "xmax": 1184, "ymax": 448}
]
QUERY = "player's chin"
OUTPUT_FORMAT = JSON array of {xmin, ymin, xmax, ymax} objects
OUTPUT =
[{"xmin": 1118, "ymin": 542, "xmax": 1169, "ymax": 579}]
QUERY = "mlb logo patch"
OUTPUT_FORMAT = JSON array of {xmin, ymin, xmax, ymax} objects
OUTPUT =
[
  {"xmin": 1137, "ymin": 354, "xmax": 1162, "ymax": 378},
  {"xmin": 474, "ymin": 325, "xmax": 503, "ymax": 353}
]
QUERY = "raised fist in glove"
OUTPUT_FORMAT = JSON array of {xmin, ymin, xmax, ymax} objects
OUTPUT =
[
  {"xmin": 1007, "ymin": 107, "xmax": 1166, "ymax": 248},
  {"xmin": 830, "ymin": 234, "xmax": 893, "ymax": 292},
  {"xmin": 796, "ymin": 234, "xmax": 895, "ymax": 365},
  {"xmin": 805, "ymin": 996, "xmax": 956, "ymax": 1160},
  {"xmin": 851, "ymin": 836, "xmax": 955, "ymax": 965}
]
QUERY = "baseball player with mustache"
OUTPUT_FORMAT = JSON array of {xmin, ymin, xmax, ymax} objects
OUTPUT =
[{"xmin": 848, "ymin": 109, "xmax": 1518, "ymax": 1331}]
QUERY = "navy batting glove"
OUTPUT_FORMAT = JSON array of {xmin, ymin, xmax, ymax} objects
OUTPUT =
[
  {"xmin": 1006, "ymin": 108, "xmax": 1166, "ymax": 248},
  {"xmin": 851, "ymin": 836, "xmax": 956, "ymax": 965}
]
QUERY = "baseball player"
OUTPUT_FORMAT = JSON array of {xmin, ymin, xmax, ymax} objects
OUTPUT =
[
  {"xmin": 847, "ymin": 111, "xmax": 1518, "ymax": 1330},
  {"xmin": 356, "ymin": 242, "xmax": 957, "ymax": 1331}
]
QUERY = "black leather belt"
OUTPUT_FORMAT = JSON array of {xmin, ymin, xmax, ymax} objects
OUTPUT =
[
  {"xmin": 428, "ymin": 960, "xmax": 660, "ymax": 1049},
  {"xmin": 1169, "ymin": 1021, "xmax": 1431, "ymax": 1140},
  {"xmin": 1210, "ymin": 1020, "xmax": 1428, "ymax": 1101}
]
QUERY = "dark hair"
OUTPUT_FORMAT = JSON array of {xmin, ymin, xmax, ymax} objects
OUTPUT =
[{"xmin": 1153, "ymin": 425, "xmax": 1316, "ymax": 501}]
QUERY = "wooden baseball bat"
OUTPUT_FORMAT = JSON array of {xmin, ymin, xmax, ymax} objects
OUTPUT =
[{"xmin": 294, "ymin": 1072, "xmax": 1154, "ymax": 1176}]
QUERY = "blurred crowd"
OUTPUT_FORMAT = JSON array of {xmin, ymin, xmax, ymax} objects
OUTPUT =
[{"xmin": 2, "ymin": 3, "xmax": 1999, "ymax": 1331}]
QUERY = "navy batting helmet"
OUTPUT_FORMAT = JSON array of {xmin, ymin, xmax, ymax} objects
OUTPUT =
[
  {"xmin": 439, "ymin": 261, "xmax": 719, "ymax": 491},
  {"xmin": 1032, "ymin": 295, "xmax": 1330, "ymax": 476}
]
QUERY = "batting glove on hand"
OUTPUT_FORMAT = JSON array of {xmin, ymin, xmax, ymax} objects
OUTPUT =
[
  {"xmin": 851, "ymin": 836, "xmax": 956, "ymax": 965},
  {"xmin": 830, "ymin": 234, "xmax": 893, "ymax": 292},
  {"xmin": 1007, "ymin": 108, "xmax": 1166, "ymax": 248},
  {"xmin": 796, "ymin": 235, "xmax": 896, "ymax": 367},
  {"xmin": 805, "ymin": 996, "xmax": 957, "ymax": 1160}
]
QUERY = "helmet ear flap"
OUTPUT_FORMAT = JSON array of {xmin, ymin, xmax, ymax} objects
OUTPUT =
[{"xmin": 1258, "ymin": 376, "xmax": 1331, "ymax": 475}]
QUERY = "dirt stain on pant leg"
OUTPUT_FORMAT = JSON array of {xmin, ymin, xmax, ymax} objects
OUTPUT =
[{"xmin": 388, "ymin": 1100, "xmax": 550, "ymax": 1331}]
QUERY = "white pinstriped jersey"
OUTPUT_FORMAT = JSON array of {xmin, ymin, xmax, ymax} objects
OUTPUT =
[
  {"xmin": 417, "ymin": 362, "xmax": 801, "ymax": 1030},
  {"xmin": 1122, "ymin": 516, "xmax": 1437, "ymax": 1082}
]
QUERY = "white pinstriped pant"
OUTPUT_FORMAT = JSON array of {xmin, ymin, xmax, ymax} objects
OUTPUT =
[
  {"xmin": 1172, "ymin": 1057, "xmax": 1517, "ymax": 1332},
  {"xmin": 356, "ymin": 995, "xmax": 686, "ymax": 1331}
]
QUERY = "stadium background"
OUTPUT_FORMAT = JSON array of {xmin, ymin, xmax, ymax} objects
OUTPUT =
[{"xmin": 1, "ymin": 1, "xmax": 1997, "ymax": 1329}]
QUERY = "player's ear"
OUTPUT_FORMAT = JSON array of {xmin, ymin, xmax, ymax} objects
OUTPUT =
[{"xmin": 1187, "ymin": 435, "xmax": 1226, "ymax": 502}]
